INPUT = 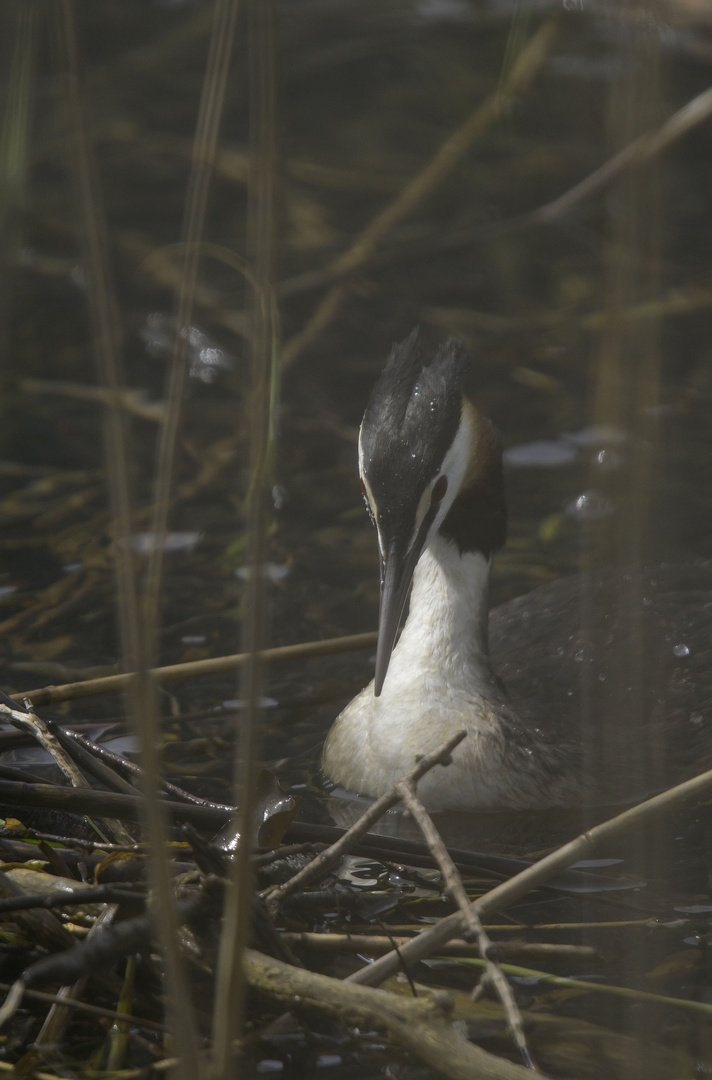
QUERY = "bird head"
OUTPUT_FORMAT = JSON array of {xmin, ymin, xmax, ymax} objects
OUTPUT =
[{"xmin": 358, "ymin": 329, "xmax": 506, "ymax": 695}]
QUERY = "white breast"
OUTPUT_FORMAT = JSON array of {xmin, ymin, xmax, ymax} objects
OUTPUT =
[{"xmin": 322, "ymin": 536, "xmax": 535, "ymax": 810}]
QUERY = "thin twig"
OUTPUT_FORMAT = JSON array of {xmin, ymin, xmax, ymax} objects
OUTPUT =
[
  {"xmin": 34, "ymin": 903, "xmax": 118, "ymax": 1052},
  {"xmin": 279, "ymin": 84, "xmax": 712, "ymax": 296},
  {"xmin": 532, "ymin": 84, "xmax": 712, "ymax": 226},
  {"xmin": 280, "ymin": 21, "xmax": 556, "ymax": 367},
  {"xmin": 0, "ymin": 571, "xmax": 87, "ymax": 637},
  {"xmin": 0, "ymin": 777, "xmax": 234, "ymax": 828},
  {"xmin": 19, "ymin": 378, "xmax": 165, "ymax": 422},
  {"xmin": 264, "ymin": 731, "xmax": 466, "ymax": 915},
  {"xmin": 0, "ymin": 702, "xmax": 134, "ymax": 846},
  {"xmin": 0, "ymin": 982, "xmax": 24, "ymax": 1031},
  {"xmin": 19, "ymin": 630, "xmax": 378, "ymax": 707},
  {"xmin": 348, "ymin": 763, "xmax": 712, "ymax": 987},
  {"xmin": 0, "ymin": 979, "xmax": 166, "ymax": 1032},
  {"xmin": 53, "ymin": 723, "xmax": 236, "ymax": 812},
  {"xmin": 0, "ymin": 885, "xmax": 145, "ymax": 914},
  {"xmin": 0, "ymin": 976, "xmax": 165, "ymax": 1032},
  {"xmin": 281, "ymin": 933, "xmax": 599, "ymax": 964},
  {"xmin": 435, "ymin": 85, "xmax": 712, "ymax": 252},
  {"xmin": 44, "ymin": 721, "xmax": 141, "ymax": 796},
  {"xmin": 0, "ymin": 702, "xmax": 86, "ymax": 789},
  {"xmin": 397, "ymin": 780, "xmax": 537, "ymax": 1072},
  {"xmin": 451, "ymin": 957, "xmax": 712, "ymax": 1018},
  {"xmin": 253, "ymin": 842, "xmax": 324, "ymax": 867}
]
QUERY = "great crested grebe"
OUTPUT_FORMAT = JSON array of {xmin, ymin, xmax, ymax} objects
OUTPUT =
[{"xmin": 322, "ymin": 330, "xmax": 712, "ymax": 811}]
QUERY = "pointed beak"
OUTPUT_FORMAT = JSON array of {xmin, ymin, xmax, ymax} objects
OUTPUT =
[{"xmin": 374, "ymin": 528, "xmax": 428, "ymax": 697}]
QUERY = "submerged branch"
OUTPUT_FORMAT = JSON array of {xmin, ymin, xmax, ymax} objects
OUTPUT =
[
  {"xmin": 243, "ymin": 948, "xmax": 537, "ymax": 1080},
  {"xmin": 451, "ymin": 957, "xmax": 712, "ymax": 1018}
]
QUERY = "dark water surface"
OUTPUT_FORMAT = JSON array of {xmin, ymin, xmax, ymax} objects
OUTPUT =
[{"xmin": 2, "ymin": 0, "xmax": 712, "ymax": 1075}]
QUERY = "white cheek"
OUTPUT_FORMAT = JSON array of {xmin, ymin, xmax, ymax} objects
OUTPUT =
[
  {"xmin": 358, "ymin": 425, "xmax": 383, "ymax": 558},
  {"xmin": 422, "ymin": 411, "xmax": 473, "ymax": 547},
  {"xmin": 409, "ymin": 486, "xmax": 432, "ymax": 549}
]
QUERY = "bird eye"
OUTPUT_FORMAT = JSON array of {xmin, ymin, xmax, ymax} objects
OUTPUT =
[{"xmin": 431, "ymin": 475, "xmax": 448, "ymax": 503}]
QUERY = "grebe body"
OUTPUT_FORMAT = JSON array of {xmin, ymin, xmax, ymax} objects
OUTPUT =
[{"xmin": 321, "ymin": 332, "xmax": 712, "ymax": 811}]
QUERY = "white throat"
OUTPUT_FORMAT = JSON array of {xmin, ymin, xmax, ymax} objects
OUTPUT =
[
  {"xmin": 382, "ymin": 534, "xmax": 495, "ymax": 697},
  {"xmin": 324, "ymin": 527, "xmax": 540, "ymax": 807},
  {"xmin": 322, "ymin": 531, "xmax": 510, "ymax": 810}
]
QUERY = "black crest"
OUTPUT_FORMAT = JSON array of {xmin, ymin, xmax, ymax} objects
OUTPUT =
[{"xmin": 360, "ymin": 330, "xmax": 468, "ymax": 535}]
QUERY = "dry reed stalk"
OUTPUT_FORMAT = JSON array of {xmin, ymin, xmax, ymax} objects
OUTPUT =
[
  {"xmin": 49, "ymin": 0, "xmax": 247, "ymax": 1070},
  {"xmin": 211, "ymin": 1, "xmax": 279, "ymax": 1074},
  {"xmin": 142, "ymin": 0, "xmax": 240, "ymax": 654},
  {"xmin": 0, "ymin": 3, "xmax": 36, "ymax": 247},
  {"xmin": 20, "ymin": 630, "xmax": 378, "ymax": 707}
]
